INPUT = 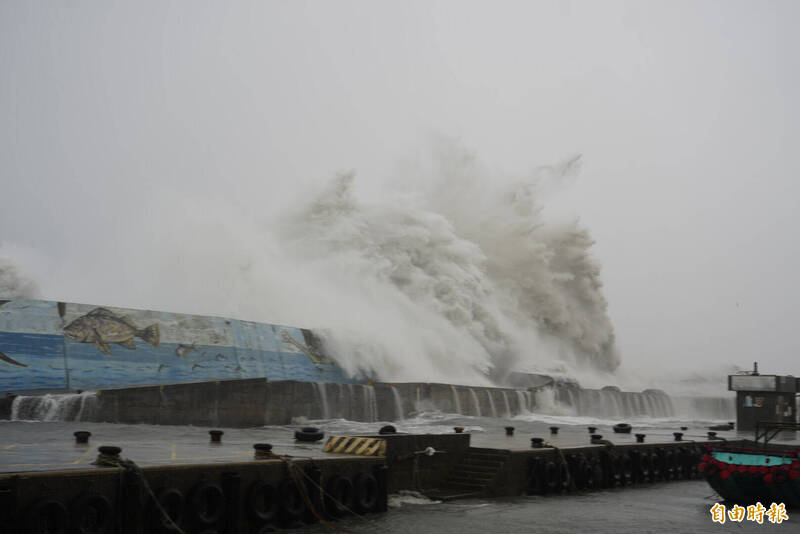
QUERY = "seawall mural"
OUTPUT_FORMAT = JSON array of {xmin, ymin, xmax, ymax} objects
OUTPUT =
[{"xmin": 0, "ymin": 298, "xmax": 360, "ymax": 392}]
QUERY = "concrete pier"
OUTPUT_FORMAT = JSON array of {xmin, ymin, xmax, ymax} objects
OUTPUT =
[{"xmin": 0, "ymin": 418, "xmax": 736, "ymax": 533}]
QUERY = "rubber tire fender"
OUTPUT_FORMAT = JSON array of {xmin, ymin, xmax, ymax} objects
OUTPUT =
[
  {"xmin": 150, "ymin": 488, "xmax": 185, "ymax": 533},
  {"xmin": 71, "ymin": 492, "xmax": 113, "ymax": 534},
  {"xmin": 353, "ymin": 473, "xmax": 379, "ymax": 513},
  {"xmin": 190, "ymin": 481, "xmax": 226, "ymax": 525},
  {"xmin": 246, "ymin": 481, "xmax": 279, "ymax": 524},
  {"xmin": 324, "ymin": 475, "xmax": 355, "ymax": 518},
  {"xmin": 650, "ymin": 451, "xmax": 663, "ymax": 480},
  {"xmin": 278, "ymin": 479, "xmax": 306, "ymax": 520},
  {"xmin": 526, "ymin": 457, "xmax": 545, "ymax": 495},
  {"xmin": 295, "ymin": 428, "xmax": 325, "ymax": 442},
  {"xmin": 543, "ymin": 461, "xmax": 560, "ymax": 494},
  {"xmin": 27, "ymin": 498, "xmax": 69, "ymax": 534}
]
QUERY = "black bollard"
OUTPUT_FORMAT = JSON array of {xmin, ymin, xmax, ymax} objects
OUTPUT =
[
  {"xmin": 98, "ymin": 445, "xmax": 121, "ymax": 456},
  {"xmin": 550, "ymin": 426, "xmax": 559, "ymax": 435},
  {"xmin": 635, "ymin": 433, "xmax": 646, "ymax": 443},
  {"xmin": 707, "ymin": 431, "xmax": 717, "ymax": 439},
  {"xmin": 531, "ymin": 437, "xmax": 545, "ymax": 448},
  {"xmin": 505, "ymin": 426, "xmax": 515, "ymax": 436},
  {"xmin": 680, "ymin": 426, "xmax": 688, "ymax": 431},
  {"xmin": 454, "ymin": 426, "xmax": 464, "ymax": 434},
  {"xmin": 588, "ymin": 426, "xmax": 597, "ymax": 433},
  {"xmin": 95, "ymin": 445, "xmax": 122, "ymax": 466},
  {"xmin": 209, "ymin": 430, "xmax": 224, "ymax": 443},
  {"xmin": 74, "ymin": 431, "xmax": 91, "ymax": 444},
  {"xmin": 590, "ymin": 434, "xmax": 603, "ymax": 443},
  {"xmin": 253, "ymin": 443, "xmax": 275, "ymax": 459},
  {"xmin": 379, "ymin": 425, "xmax": 397, "ymax": 435},
  {"xmin": 673, "ymin": 432, "xmax": 683, "ymax": 441}
]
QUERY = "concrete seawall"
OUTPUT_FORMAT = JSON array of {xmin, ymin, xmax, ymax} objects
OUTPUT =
[
  {"xmin": 0, "ymin": 378, "xmax": 685, "ymax": 426},
  {"xmin": 90, "ymin": 379, "xmax": 534, "ymax": 426}
]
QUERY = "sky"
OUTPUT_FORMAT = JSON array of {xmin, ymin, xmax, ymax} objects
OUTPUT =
[{"xmin": 1, "ymin": 1, "xmax": 798, "ymax": 387}]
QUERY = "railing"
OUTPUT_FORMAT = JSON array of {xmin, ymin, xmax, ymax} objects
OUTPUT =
[{"xmin": 754, "ymin": 421, "xmax": 800, "ymax": 446}]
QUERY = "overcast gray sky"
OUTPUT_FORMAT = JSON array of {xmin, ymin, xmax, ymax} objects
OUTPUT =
[{"xmin": 1, "ymin": 1, "xmax": 798, "ymax": 384}]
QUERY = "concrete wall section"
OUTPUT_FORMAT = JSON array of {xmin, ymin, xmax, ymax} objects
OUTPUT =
[
  {"xmin": 0, "ymin": 299, "xmax": 358, "ymax": 392},
  {"xmin": 77, "ymin": 380, "xmax": 536, "ymax": 427},
  {"xmin": 0, "ymin": 456, "xmax": 387, "ymax": 533}
]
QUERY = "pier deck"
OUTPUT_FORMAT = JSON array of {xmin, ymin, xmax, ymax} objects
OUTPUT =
[{"xmin": 1, "ymin": 416, "xmax": 775, "ymax": 474}]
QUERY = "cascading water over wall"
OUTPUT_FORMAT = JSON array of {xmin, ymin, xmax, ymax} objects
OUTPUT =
[
  {"xmin": 0, "ymin": 380, "xmax": 735, "ymax": 425},
  {"xmin": 7, "ymin": 392, "xmax": 98, "ymax": 422}
]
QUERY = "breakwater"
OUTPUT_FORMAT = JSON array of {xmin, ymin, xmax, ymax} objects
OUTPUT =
[{"xmin": 0, "ymin": 378, "xmax": 734, "ymax": 426}]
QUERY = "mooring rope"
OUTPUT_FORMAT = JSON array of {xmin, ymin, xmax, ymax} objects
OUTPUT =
[
  {"xmin": 540, "ymin": 443, "xmax": 575, "ymax": 492},
  {"xmin": 91, "ymin": 450, "xmax": 384, "ymax": 534},
  {"xmin": 281, "ymin": 457, "xmax": 343, "ymax": 532},
  {"xmin": 278, "ymin": 454, "xmax": 383, "ymax": 533},
  {"xmin": 93, "ymin": 453, "xmax": 187, "ymax": 534}
]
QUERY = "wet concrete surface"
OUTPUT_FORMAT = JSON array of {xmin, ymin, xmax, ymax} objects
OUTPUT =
[
  {"xmin": 3, "ymin": 416, "xmax": 790, "ymax": 473},
  {"xmin": 0, "ymin": 421, "xmax": 345, "ymax": 472}
]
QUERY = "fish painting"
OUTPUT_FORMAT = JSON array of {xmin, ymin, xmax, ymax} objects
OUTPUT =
[
  {"xmin": 63, "ymin": 307, "xmax": 160, "ymax": 355},
  {"xmin": 175, "ymin": 344, "xmax": 196, "ymax": 357},
  {"xmin": 280, "ymin": 330, "xmax": 330, "ymax": 364},
  {"xmin": 0, "ymin": 351, "xmax": 27, "ymax": 367}
]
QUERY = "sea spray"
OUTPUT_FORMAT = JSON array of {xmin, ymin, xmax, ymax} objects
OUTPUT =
[
  {"xmin": 0, "ymin": 144, "xmax": 619, "ymax": 385},
  {"xmin": 0, "ymin": 256, "xmax": 38, "ymax": 298}
]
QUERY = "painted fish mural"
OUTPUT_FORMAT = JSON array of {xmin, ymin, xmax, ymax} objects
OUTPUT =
[
  {"xmin": 0, "ymin": 298, "xmax": 360, "ymax": 391},
  {"xmin": 63, "ymin": 307, "xmax": 160, "ymax": 355},
  {"xmin": 0, "ymin": 350, "xmax": 27, "ymax": 367},
  {"xmin": 281, "ymin": 330, "xmax": 330, "ymax": 364}
]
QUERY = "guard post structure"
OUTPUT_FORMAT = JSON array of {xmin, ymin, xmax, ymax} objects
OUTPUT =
[{"xmin": 728, "ymin": 363, "xmax": 798, "ymax": 432}]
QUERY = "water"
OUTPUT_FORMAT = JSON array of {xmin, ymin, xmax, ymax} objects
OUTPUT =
[
  {"xmin": 363, "ymin": 385, "xmax": 378, "ymax": 422},
  {"xmin": 468, "ymin": 388, "xmax": 481, "ymax": 417},
  {"xmin": 391, "ymin": 386, "xmax": 405, "ymax": 421},
  {"xmin": 485, "ymin": 389, "xmax": 498, "ymax": 418},
  {"xmin": 10, "ymin": 392, "xmax": 98, "ymax": 422},
  {"xmin": 450, "ymin": 385, "xmax": 462, "ymax": 414},
  {"xmin": 314, "ymin": 382, "xmax": 330, "ymax": 419},
  {"xmin": 515, "ymin": 390, "xmax": 530, "ymax": 414},
  {"xmin": 5, "ymin": 383, "xmax": 737, "ymax": 429},
  {"xmin": 501, "ymin": 391, "xmax": 511, "ymax": 418},
  {"xmin": 301, "ymin": 481, "xmax": 798, "ymax": 533}
]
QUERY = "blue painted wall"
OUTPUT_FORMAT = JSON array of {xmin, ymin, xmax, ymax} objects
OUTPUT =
[{"xmin": 0, "ymin": 299, "xmax": 359, "ymax": 392}]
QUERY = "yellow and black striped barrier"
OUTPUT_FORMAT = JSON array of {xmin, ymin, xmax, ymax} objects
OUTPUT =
[{"xmin": 323, "ymin": 436, "xmax": 387, "ymax": 456}]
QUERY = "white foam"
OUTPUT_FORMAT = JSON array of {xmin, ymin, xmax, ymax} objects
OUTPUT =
[{"xmin": 388, "ymin": 490, "xmax": 441, "ymax": 508}]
